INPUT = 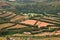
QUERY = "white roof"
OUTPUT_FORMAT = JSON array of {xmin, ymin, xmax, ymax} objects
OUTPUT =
[{"xmin": 9, "ymin": 0, "xmax": 15, "ymax": 1}]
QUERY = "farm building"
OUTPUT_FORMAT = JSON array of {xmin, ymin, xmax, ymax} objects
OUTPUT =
[{"xmin": 8, "ymin": 0, "xmax": 15, "ymax": 2}]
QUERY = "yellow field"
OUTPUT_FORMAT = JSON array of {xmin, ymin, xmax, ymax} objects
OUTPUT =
[{"xmin": 0, "ymin": 36, "xmax": 60, "ymax": 40}]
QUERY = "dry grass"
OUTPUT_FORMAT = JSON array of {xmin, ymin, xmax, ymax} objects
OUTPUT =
[
  {"xmin": 0, "ymin": 23, "xmax": 14, "ymax": 29},
  {"xmin": 8, "ymin": 24, "xmax": 26, "ymax": 29},
  {"xmin": 0, "ymin": 36, "xmax": 60, "ymax": 40},
  {"xmin": 0, "ymin": 12, "xmax": 12, "ymax": 17},
  {"xmin": 6, "ymin": 13, "xmax": 16, "ymax": 18},
  {"xmin": 10, "ymin": 15, "xmax": 25, "ymax": 22}
]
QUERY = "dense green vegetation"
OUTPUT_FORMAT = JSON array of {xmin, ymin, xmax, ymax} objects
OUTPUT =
[{"xmin": 1, "ymin": 0, "xmax": 60, "ymax": 16}]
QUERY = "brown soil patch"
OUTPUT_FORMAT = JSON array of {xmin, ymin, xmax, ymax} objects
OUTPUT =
[
  {"xmin": 21, "ymin": 20, "xmax": 50, "ymax": 27},
  {"xmin": 21, "ymin": 20, "xmax": 36, "ymax": 25}
]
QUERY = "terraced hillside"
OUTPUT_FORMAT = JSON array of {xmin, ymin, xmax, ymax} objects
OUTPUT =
[
  {"xmin": 0, "ymin": 11, "xmax": 60, "ymax": 37},
  {"xmin": 0, "ymin": 12, "xmax": 26, "ymax": 30},
  {"xmin": 0, "ymin": 0, "xmax": 60, "ymax": 39}
]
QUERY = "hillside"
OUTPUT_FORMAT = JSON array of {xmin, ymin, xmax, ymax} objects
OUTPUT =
[{"xmin": 0, "ymin": 0, "xmax": 60, "ymax": 40}]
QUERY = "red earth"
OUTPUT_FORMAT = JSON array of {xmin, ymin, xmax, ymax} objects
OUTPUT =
[{"xmin": 21, "ymin": 20, "xmax": 51, "ymax": 28}]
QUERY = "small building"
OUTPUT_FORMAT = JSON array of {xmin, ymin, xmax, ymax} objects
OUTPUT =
[
  {"xmin": 0, "ymin": 12, "xmax": 2, "ymax": 15},
  {"xmin": 8, "ymin": 0, "xmax": 15, "ymax": 2},
  {"xmin": 23, "ymin": 32, "xmax": 31, "ymax": 35}
]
